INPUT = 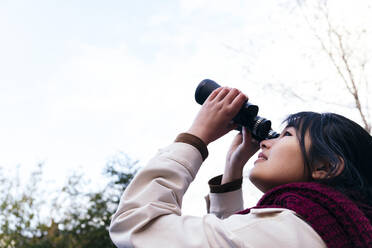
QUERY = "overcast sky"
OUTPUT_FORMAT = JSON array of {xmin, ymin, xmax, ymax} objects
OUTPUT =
[{"xmin": 1, "ymin": 0, "xmax": 370, "ymax": 216}]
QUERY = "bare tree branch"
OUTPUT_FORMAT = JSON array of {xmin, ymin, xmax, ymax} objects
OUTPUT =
[
  {"xmin": 334, "ymin": 31, "xmax": 371, "ymax": 132},
  {"xmin": 295, "ymin": 0, "xmax": 371, "ymax": 133}
]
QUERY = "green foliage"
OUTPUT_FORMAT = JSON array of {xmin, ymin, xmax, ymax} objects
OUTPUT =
[{"xmin": 0, "ymin": 153, "xmax": 137, "ymax": 248}]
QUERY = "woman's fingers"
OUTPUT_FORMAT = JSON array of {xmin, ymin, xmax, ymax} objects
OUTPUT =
[
  {"xmin": 206, "ymin": 87, "xmax": 224, "ymax": 102},
  {"xmin": 231, "ymin": 92, "xmax": 248, "ymax": 109},
  {"xmin": 241, "ymin": 126, "xmax": 248, "ymax": 145},
  {"xmin": 224, "ymin": 88, "xmax": 240, "ymax": 103},
  {"xmin": 208, "ymin": 87, "xmax": 248, "ymax": 107},
  {"xmin": 214, "ymin": 87, "xmax": 230, "ymax": 101},
  {"xmin": 241, "ymin": 127, "xmax": 253, "ymax": 148}
]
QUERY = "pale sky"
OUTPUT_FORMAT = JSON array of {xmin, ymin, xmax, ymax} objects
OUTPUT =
[{"xmin": 0, "ymin": 0, "xmax": 370, "ymax": 216}]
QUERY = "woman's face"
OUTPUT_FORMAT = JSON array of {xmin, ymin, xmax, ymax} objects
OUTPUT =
[{"xmin": 249, "ymin": 126, "xmax": 310, "ymax": 192}]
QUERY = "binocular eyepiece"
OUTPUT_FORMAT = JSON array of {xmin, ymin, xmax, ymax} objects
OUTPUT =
[{"xmin": 195, "ymin": 79, "xmax": 279, "ymax": 141}]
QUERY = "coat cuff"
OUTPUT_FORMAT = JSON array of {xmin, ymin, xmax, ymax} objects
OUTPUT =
[
  {"xmin": 208, "ymin": 175, "xmax": 243, "ymax": 193},
  {"xmin": 174, "ymin": 133, "xmax": 208, "ymax": 161}
]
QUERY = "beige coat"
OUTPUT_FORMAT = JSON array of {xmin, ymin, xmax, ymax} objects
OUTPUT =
[{"xmin": 109, "ymin": 142, "xmax": 327, "ymax": 248}]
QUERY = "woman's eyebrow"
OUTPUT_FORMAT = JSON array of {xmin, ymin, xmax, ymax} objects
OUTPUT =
[
  {"xmin": 282, "ymin": 125, "xmax": 293, "ymax": 131},
  {"xmin": 284, "ymin": 125, "xmax": 297, "ymax": 131},
  {"xmin": 280, "ymin": 127, "xmax": 289, "ymax": 135},
  {"xmin": 280, "ymin": 126, "xmax": 295, "ymax": 135}
]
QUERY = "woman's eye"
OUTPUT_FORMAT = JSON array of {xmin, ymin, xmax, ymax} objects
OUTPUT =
[{"xmin": 283, "ymin": 131, "xmax": 292, "ymax": 136}]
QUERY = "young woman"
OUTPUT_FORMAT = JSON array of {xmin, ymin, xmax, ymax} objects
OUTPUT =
[{"xmin": 109, "ymin": 87, "xmax": 372, "ymax": 248}]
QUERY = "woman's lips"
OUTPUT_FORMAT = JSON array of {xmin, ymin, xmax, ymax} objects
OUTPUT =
[
  {"xmin": 254, "ymin": 152, "xmax": 267, "ymax": 164},
  {"xmin": 258, "ymin": 152, "xmax": 268, "ymax": 160}
]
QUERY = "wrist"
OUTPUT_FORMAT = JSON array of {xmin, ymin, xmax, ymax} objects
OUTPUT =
[
  {"xmin": 221, "ymin": 168, "xmax": 243, "ymax": 184},
  {"xmin": 187, "ymin": 128, "xmax": 210, "ymax": 145}
]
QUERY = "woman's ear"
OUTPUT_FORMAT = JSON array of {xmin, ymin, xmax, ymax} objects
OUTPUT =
[{"xmin": 311, "ymin": 157, "xmax": 345, "ymax": 180}]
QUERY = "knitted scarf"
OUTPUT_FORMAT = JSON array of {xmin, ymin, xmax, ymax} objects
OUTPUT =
[{"xmin": 238, "ymin": 182, "xmax": 372, "ymax": 248}]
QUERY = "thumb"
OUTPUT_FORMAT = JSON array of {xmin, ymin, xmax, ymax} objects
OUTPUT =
[
  {"xmin": 227, "ymin": 122, "xmax": 239, "ymax": 132},
  {"xmin": 241, "ymin": 126, "xmax": 250, "ymax": 145}
]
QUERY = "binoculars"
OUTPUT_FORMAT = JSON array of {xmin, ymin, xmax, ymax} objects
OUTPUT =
[{"xmin": 195, "ymin": 79, "xmax": 279, "ymax": 141}]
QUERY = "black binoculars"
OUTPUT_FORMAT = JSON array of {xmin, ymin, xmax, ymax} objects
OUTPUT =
[{"xmin": 195, "ymin": 79, "xmax": 279, "ymax": 141}]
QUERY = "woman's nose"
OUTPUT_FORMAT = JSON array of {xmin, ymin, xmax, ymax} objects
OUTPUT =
[{"xmin": 260, "ymin": 138, "xmax": 275, "ymax": 149}]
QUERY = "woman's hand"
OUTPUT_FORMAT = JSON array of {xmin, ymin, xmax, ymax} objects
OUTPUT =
[
  {"xmin": 222, "ymin": 127, "xmax": 259, "ymax": 184},
  {"xmin": 187, "ymin": 87, "xmax": 248, "ymax": 145}
]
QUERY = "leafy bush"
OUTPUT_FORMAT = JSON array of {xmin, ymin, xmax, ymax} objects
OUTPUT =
[{"xmin": 0, "ymin": 153, "xmax": 137, "ymax": 248}]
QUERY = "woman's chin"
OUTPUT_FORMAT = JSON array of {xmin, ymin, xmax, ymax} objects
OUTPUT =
[
  {"xmin": 253, "ymin": 158, "xmax": 267, "ymax": 166},
  {"xmin": 248, "ymin": 172, "xmax": 269, "ymax": 193}
]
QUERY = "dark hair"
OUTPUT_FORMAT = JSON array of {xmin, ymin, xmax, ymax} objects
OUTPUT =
[{"xmin": 284, "ymin": 112, "xmax": 372, "ymax": 204}]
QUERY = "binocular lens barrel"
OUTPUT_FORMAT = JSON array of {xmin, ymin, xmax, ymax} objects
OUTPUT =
[{"xmin": 195, "ymin": 79, "xmax": 279, "ymax": 141}]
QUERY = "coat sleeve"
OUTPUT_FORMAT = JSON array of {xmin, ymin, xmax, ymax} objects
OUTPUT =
[
  {"xmin": 206, "ymin": 189, "xmax": 244, "ymax": 219},
  {"xmin": 205, "ymin": 174, "xmax": 244, "ymax": 219},
  {"xmin": 109, "ymin": 142, "xmax": 245, "ymax": 248}
]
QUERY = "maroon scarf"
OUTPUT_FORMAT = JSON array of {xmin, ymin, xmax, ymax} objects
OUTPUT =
[{"xmin": 238, "ymin": 182, "xmax": 372, "ymax": 248}]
